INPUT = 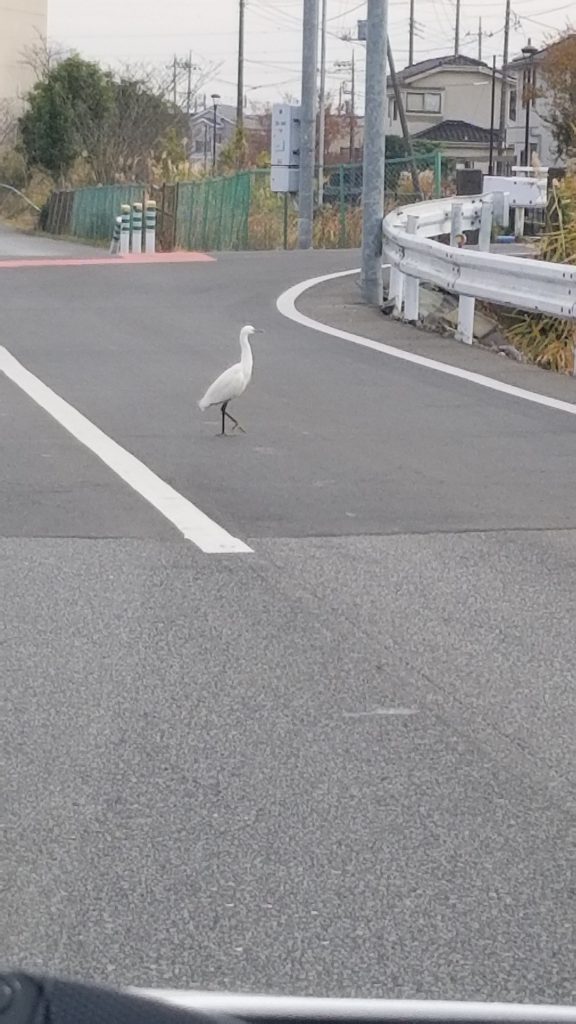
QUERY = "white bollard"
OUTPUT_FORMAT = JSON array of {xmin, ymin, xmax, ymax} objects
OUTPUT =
[
  {"xmin": 145, "ymin": 200, "xmax": 157, "ymax": 254},
  {"xmin": 109, "ymin": 215, "xmax": 122, "ymax": 256},
  {"xmin": 131, "ymin": 202, "xmax": 143, "ymax": 254},
  {"xmin": 403, "ymin": 215, "xmax": 420, "ymax": 322},
  {"xmin": 120, "ymin": 204, "xmax": 131, "ymax": 256}
]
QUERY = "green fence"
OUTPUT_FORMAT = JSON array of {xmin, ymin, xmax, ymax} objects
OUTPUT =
[
  {"xmin": 70, "ymin": 184, "xmax": 145, "ymax": 240},
  {"xmin": 40, "ymin": 152, "xmax": 443, "ymax": 251},
  {"xmin": 170, "ymin": 153, "xmax": 442, "ymax": 251},
  {"xmin": 174, "ymin": 172, "xmax": 253, "ymax": 251}
]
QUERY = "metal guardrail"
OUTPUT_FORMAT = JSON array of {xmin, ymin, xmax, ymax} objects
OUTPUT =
[
  {"xmin": 382, "ymin": 183, "xmax": 576, "ymax": 345},
  {"xmin": 137, "ymin": 991, "xmax": 576, "ymax": 1023}
]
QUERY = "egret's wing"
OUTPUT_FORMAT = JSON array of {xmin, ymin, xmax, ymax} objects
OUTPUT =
[{"xmin": 198, "ymin": 362, "xmax": 245, "ymax": 410}]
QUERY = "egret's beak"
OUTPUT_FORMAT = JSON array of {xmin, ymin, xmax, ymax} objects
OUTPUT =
[{"xmin": 255, "ymin": 329, "xmax": 264, "ymax": 334}]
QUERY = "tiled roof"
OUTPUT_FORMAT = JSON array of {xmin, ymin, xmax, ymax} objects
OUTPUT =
[
  {"xmin": 412, "ymin": 119, "xmax": 498, "ymax": 144},
  {"xmin": 395, "ymin": 54, "xmax": 489, "ymax": 83}
]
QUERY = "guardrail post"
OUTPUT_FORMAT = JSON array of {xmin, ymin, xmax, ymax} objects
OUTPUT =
[
  {"xmin": 403, "ymin": 214, "xmax": 420, "ymax": 322},
  {"xmin": 479, "ymin": 195, "xmax": 493, "ymax": 251},
  {"xmin": 514, "ymin": 206, "xmax": 525, "ymax": 239},
  {"xmin": 456, "ymin": 194, "xmax": 493, "ymax": 345},
  {"xmin": 389, "ymin": 266, "xmax": 404, "ymax": 318},
  {"xmin": 449, "ymin": 201, "xmax": 463, "ymax": 246},
  {"xmin": 453, "ymin": 201, "xmax": 474, "ymax": 344},
  {"xmin": 456, "ymin": 295, "xmax": 475, "ymax": 345}
]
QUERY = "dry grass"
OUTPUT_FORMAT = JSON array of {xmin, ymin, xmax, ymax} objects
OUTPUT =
[
  {"xmin": 246, "ymin": 180, "xmax": 362, "ymax": 250},
  {"xmin": 501, "ymin": 174, "xmax": 576, "ymax": 373},
  {"xmin": 0, "ymin": 168, "xmax": 53, "ymax": 230}
]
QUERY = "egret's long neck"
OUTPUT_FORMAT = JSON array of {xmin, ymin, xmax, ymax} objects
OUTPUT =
[{"xmin": 239, "ymin": 331, "xmax": 253, "ymax": 375}]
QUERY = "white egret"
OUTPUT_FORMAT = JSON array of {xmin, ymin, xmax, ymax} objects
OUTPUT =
[{"xmin": 198, "ymin": 324, "xmax": 263, "ymax": 435}]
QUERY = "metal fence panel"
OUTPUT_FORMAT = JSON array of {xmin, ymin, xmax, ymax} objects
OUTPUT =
[
  {"xmin": 70, "ymin": 185, "xmax": 145, "ymax": 241},
  {"xmin": 40, "ymin": 153, "xmax": 443, "ymax": 251}
]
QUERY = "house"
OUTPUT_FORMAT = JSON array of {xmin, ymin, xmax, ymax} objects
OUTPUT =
[
  {"xmin": 0, "ymin": 0, "xmax": 47, "ymax": 116},
  {"xmin": 386, "ymin": 54, "xmax": 512, "ymax": 170},
  {"xmin": 504, "ymin": 37, "xmax": 573, "ymax": 168},
  {"xmin": 189, "ymin": 102, "xmax": 261, "ymax": 167}
]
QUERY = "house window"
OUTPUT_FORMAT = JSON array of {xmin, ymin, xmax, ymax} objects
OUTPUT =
[
  {"xmin": 194, "ymin": 138, "xmax": 204, "ymax": 153},
  {"xmin": 388, "ymin": 96, "xmax": 398, "ymax": 121},
  {"xmin": 406, "ymin": 91, "xmax": 441, "ymax": 114},
  {"xmin": 509, "ymin": 89, "xmax": 517, "ymax": 121}
]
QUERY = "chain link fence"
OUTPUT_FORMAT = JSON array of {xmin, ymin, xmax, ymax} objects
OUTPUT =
[{"xmin": 39, "ymin": 153, "xmax": 443, "ymax": 251}]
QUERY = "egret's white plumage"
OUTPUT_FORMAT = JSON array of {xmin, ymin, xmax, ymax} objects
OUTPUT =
[{"xmin": 198, "ymin": 324, "xmax": 262, "ymax": 435}]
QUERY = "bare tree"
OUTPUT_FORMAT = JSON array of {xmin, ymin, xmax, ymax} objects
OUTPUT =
[{"xmin": 20, "ymin": 31, "xmax": 70, "ymax": 78}]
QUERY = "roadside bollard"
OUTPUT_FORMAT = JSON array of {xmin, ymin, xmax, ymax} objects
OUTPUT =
[
  {"xmin": 120, "ymin": 204, "xmax": 131, "ymax": 256},
  {"xmin": 109, "ymin": 215, "xmax": 122, "ymax": 256},
  {"xmin": 131, "ymin": 202, "xmax": 143, "ymax": 254},
  {"xmin": 145, "ymin": 200, "xmax": 157, "ymax": 254}
]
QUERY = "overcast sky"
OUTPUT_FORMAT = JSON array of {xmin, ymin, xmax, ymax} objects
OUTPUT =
[{"xmin": 48, "ymin": 0, "xmax": 574, "ymax": 111}]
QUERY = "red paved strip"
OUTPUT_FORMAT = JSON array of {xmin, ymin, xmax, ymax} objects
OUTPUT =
[{"xmin": 0, "ymin": 252, "xmax": 215, "ymax": 270}]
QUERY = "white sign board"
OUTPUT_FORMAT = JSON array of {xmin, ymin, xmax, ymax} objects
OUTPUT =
[
  {"xmin": 483, "ymin": 175, "xmax": 547, "ymax": 208},
  {"xmin": 271, "ymin": 103, "xmax": 300, "ymax": 193},
  {"xmin": 271, "ymin": 166, "xmax": 299, "ymax": 192}
]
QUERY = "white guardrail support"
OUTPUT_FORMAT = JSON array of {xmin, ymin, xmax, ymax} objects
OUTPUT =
[
  {"xmin": 382, "ymin": 178, "xmax": 576, "ymax": 339},
  {"xmin": 403, "ymin": 214, "xmax": 420, "ymax": 322}
]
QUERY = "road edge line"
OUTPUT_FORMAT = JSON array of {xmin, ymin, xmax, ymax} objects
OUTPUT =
[{"xmin": 276, "ymin": 267, "xmax": 576, "ymax": 418}]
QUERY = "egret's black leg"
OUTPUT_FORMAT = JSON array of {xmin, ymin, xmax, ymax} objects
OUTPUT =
[
  {"xmin": 225, "ymin": 408, "xmax": 246, "ymax": 433},
  {"xmin": 220, "ymin": 402, "xmax": 228, "ymax": 435}
]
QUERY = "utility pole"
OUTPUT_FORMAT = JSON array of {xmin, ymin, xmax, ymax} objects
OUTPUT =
[
  {"xmin": 169, "ymin": 54, "xmax": 199, "ymax": 114},
  {"xmin": 478, "ymin": 17, "xmax": 482, "ymax": 61},
  {"xmin": 454, "ymin": 0, "xmax": 460, "ymax": 55},
  {"xmin": 237, "ymin": 0, "xmax": 245, "ymax": 128},
  {"xmin": 186, "ymin": 50, "xmax": 193, "ymax": 116},
  {"xmin": 318, "ymin": 0, "xmax": 328, "ymax": 205},
  {"xmin": 348, "ymin": 50, "xmax": 356, "ymax": 161},
  {"xmin": 497, "ymin": 0, "xmax": 511, "ymax": 168},
  {"xmin": 298, "ymin": 0, "xmax": 319, "ymax": 249},
  {"xmin": 409, "ymin": 0, "xmax": 415, "ymax": 65},
  {"xmin": 361, "ymin": 0, "xmax": 388, "ymax": 304}
]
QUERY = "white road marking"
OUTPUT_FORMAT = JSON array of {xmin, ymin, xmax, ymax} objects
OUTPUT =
[
  {"xmin": 343, "ymin": 708, "xmax": 418, "ymax": 718},
  {"xmin": 0, "ymin": 346, "xmax": 252, "ymax": 555},
  {"xmin": 277, "ymin": 268, "xmax": 576, "ymax": 418}
]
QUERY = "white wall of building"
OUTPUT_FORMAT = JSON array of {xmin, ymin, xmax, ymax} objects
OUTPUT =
[
  {"xmin": 0, "ymin": 0, "xmax": 48, "ymax": 111},
  {"xmin": 386, "ymin": 66, "xmax": 505, "ymax": 138}
]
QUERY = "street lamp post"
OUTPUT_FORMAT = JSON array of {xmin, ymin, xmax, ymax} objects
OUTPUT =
[
  {"xmin": 211, "ymin": 93, "xmax": 220, "ymax": 173},
  {"xmin": 521, "ymin": 41, "xmax": 537, "ymax": 166},
  {"xmin": 488, "ymin": 54, "xmax": 497, "ymax": 175}
]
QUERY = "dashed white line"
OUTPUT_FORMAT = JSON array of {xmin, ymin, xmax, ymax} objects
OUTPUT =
[
  {"xmin": 0, "ymin": 345, "xmax": 252, "ymax": 554},
  {"xmin": 277, "ymin": 268, "xmax": 576, "ymax": 418}
]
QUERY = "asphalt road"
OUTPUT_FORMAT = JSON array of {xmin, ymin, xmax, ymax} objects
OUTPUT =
[{"xmin": 2, "ymin": 228, "xmax": 576, "ymax": 1004}]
